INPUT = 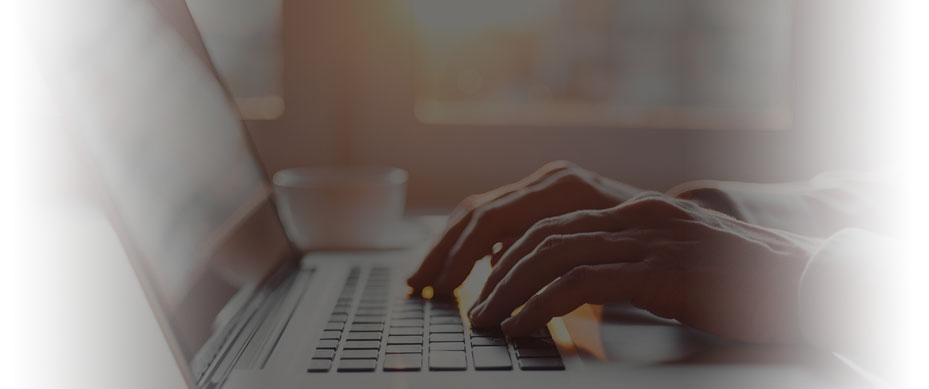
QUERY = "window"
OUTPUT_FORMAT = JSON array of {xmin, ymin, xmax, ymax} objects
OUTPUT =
[
  {"xmin": 186, "ymin": 0, "xmax": 284, "ymax": 120},
  {"xmin": 13, "ymin": 0, "xmax": 284, "ymax": 119},
  {"xmin": 410, "ymin": 0, "xmax": 792, "ymax": 130},
  {"xmin": 13, "ymin": 12, "xmax": 48, "ymax": 98}
]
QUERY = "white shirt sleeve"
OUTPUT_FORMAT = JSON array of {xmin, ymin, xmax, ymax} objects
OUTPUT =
[
  {"xmin": 670, "ymin": 157, "xmax": 929, "ymax": 386},
  {"xmin": 669, "ymin": 170, "xmax": 899, "ymax": 238},
  {"xmin": 798, "ymin": 228, "xmax": 910, "ymax": 380}
]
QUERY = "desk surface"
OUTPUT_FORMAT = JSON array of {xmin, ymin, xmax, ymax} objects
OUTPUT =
[{"xmin": 15, "ymin": 203, "xmax": 888, "ymax": 388}]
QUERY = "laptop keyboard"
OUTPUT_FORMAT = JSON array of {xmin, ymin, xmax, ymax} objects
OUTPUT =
[{"xmin": 307, "ymin": 266, "xmax": 565, "ymax": 373}]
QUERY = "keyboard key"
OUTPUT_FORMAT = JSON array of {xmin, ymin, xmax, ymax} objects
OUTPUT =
[
  {"xmin": 472, "ymin": 346, "xmax": 513, "ymax": 370},
  {"xmin": 313, "ymin": 349, "xmax": 335, "ymax": 360},
  {"xmin": 431, "ymin": 301, "xmax": 457, "ymax": 309},
  {"xmin": 319, "ymin": 330, "xmax": 341, "ymax": 340},
  {"xmin": 386, "ymin": 344, "xmax": 423, "ymax": 354},
  {"xmin": 392, "ymin": 311, "xmax": 424, "ymax": 320},
  {"xmin": 344, "ymin": 341, "xmax": 380, "ymax": 349},
  {"xmin": 337, "ymin": 358, "xmax": 377, "ymax": 372},
  {"xmin": 430, "ymin": 317, "xmax": 462, "ymax": 325},
  {"xmin": 341, "ymin": 349, "xmax": 379, "ymax": 359},
  {"xmin": 429, "ymin": 342, "xmax": 464, "ymax": 351},
  {"xmin": 389, "ymin": 327, "xmax": 423, "ymax": 336},
  {"xmin": 346, "ymin": 332, "xmax": 381, "ymax": 341},
  {"xmin": 518, "ymin": 357, "xmax": 564, "ymax": 371},
  {"xmin": 471, "ymin": 337, "xmax": 506, "ymax": 346},
  {"xmin": 430, "ymin": 308, "xmax": 459, "ymax": 317},
  {"xmin": 429, "ymin": 351, "xmax": 467, "ymax": 371},
  {"xmin": 353, "ymin": 315, "xmax": 386, "ymax": 323},
  {"xmin": 430, "ymin": 333, "xmax": 464, "ymax": 342},
  {"xmin": 394, "ymin": 301, "xmax": 424, "ymax": 309},
  {"xmin": 349, "ymin": 323, "xmax": 384, "ymax": 332},
  {"xmin": 331, "ymin": 307, "xmax": 350, "ymax": 315},
  {"xmin": 391, "ymin": 319, "xmax": 424, "ymax": 327},
  {"xmin": 325, "ymin": 321, "xmax": 345, "ymax": 331},
  {"xmin": 429, "ymin": 324, "xmax": 463, "ymax": 333},
  {"xmin": 513, "ymin": 338, "xmax": 556, "ymax": 349},
  {"xmin": 307, "ymin": 359, "xmax": 331, "ymax": 372},
  {"xmin": 316, "ymin": 339, "xmax": 339, "ymax": 349},
  {"xmin": 470, "ymin": 327, "xmax": 503, "ymax": 338},
  {"xmin": 393, "ymin": 305, "xmax": 424, "ymax": 312},
  {"xmin": 387, "ymin": 335, "xmax": 423, "ymax": 344},
  {"xmin": 357, "ymin": 308, "xmax": 387, "ymax": 316},
  {"xmin": 383, "ymin": 354, "xmax": 422, "ymax": 371},
  {"xmin": 330, "ymin": 314, "xmax": 349, "ymax": 322},
  {"xmin": 516, "ymin": 348, "xmax": 559, "ymax": 358}
]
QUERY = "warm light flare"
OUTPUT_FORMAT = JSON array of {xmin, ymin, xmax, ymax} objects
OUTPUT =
[
  {"xmin": 420, "ymin": 285, "xmax": 435, "ymax": 299},
  {"xmin": 548, "ymin": 317, "xmax": 575, "ymax": 353}
]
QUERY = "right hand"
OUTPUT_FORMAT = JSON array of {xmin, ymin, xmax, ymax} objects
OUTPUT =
[{"xmin": 406, "ymin": 161, "xmax": 642, "ymax": 296}]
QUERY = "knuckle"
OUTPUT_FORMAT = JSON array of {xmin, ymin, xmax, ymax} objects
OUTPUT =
[
  {"xmin": 528, "ymin": 215, "xmax": 563, "ymax": 235},
  {"xmin": 531, "ymin": 216, "xmax": 558, "ymax": 231},
  {"xmin": 541, "ymin": 160, "xmax": 578, "ymax": 173},
  {"xmin": 561, "ymin": 265, "xmax": 596, "ymax": 297},
  {"xmin": 625, "ymin": 193, "xmax": 688, "ymax": 215},
  {"xmin": 536, "ymin": 234, "xmax": 568, "ymax": 255},
  {"xmin": 459, "ymin": 194, "xmax": 484, "ymax": 209},
  {"xmin": 629, "ymin": 191, "xmax": 666, "ymax": 203},
  {"xmin": 551, "ymin": 170, "xmax": 590, "ymax": 188},
  {"xmin": 472, "ymin": 205, "xmax": 498, "ymax": 224}
]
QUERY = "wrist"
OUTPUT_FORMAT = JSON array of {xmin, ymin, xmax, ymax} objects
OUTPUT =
[{"xmin": 675, "ymin": 188, "xmax": 741, "ymax": 219}]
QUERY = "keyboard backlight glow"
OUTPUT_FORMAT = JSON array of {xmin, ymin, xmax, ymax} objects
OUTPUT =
[
  {"xmin": 549, "ymin": 318, "xmax": 574, "ymax": 351},
  {"xmin": 421, "ymin": 286, "xmax": 435, "ymax": 299}
]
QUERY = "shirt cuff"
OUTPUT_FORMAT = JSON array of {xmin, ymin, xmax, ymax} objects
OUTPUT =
[{"xmin": 798, "ymin": 229, "xmax": 929, "ymax": 385}]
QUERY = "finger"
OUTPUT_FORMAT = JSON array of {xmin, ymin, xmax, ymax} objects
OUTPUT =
[
  {"xmin": 432, "ymin": 170, "xmax": 616, "ymax": 294},
  {"xmin": 469, "ymin": 231, "xmax": 647, "ymax": 328},
  {"xmin": 407, "ymin": 162, "xmax": 575, "ymax": 288},
  {"xmin": 463, "ymin": 235, "xmax": 518, "ymax": 317},
  {"xmin": 473, "ymin": 194, "xmax": 686, "ymax": 304},
  {"xmin": 500, "ymin": 262, "xmax": 650, "ymax": 336},
  {"xmin": 474, "ymin": 209, "xmax": 617, "ymax": 306},
  {"xmin": 407, "ymin": 213, "xmax": 473, "ymax": 289}
]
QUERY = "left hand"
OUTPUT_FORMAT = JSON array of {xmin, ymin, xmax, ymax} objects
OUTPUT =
[{"xmin": 468, "ymin": 193, "xmax": 823, "ymax": 344}]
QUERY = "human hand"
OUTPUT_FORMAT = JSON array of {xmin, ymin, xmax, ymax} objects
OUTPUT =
[
  {"xmin": 468, "ymin": 193, "xmax": 822, "ymax": 344},
  {"xmin": 407, "ymin": 161, "xmax": 642, "ymax": 295}
]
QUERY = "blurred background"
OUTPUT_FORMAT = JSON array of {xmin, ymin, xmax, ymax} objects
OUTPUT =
[{"xmin": 5, "ymin": 0, "xmax": 923, "ymax": 211}]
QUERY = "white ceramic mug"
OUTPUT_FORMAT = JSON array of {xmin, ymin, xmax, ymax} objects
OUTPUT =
[{"xmin": 272, "ymin": 166, "xmax": 407, "ymax": 251}]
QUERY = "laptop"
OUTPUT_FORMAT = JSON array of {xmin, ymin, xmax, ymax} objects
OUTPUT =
[{"xmin": 31, "ymin": 0, "xmax": 859, "ymax": 387}]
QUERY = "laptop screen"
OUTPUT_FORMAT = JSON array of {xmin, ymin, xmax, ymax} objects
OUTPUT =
[{"xmin": 31, "ymin": 0, "xmax": 295, "ymax": 375}]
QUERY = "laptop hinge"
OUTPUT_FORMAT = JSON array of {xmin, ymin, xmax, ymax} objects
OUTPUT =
[{"xmin": 194, "ymin": 265, "xmax": 313, "ymax": 388}]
